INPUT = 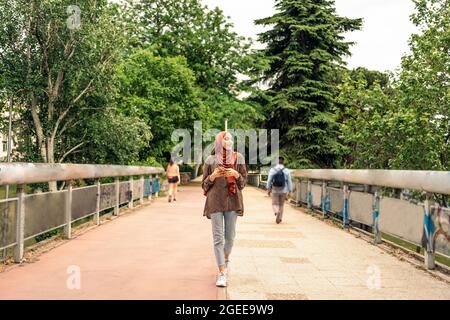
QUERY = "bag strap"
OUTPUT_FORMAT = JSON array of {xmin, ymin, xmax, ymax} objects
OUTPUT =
[{"xmin": 275, "ymin": 167, "xmax": 285, "ymax": 175}]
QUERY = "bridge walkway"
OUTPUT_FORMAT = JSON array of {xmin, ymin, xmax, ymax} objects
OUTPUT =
[{"xmin": 0, "ymin": 183, "xmax": 449, "ymax": 299}]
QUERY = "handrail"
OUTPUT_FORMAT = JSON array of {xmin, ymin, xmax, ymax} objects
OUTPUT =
[
  {"xmin": 292, "ymin": 169, "xmax": 450, "ymax": 195},
  {"xmin": 0, "ymin": 163, "xmax": 164, "ymax": 186},
  {"xmin": 0, "ymin": 162, "xmax": 164, "ymax": 262}
]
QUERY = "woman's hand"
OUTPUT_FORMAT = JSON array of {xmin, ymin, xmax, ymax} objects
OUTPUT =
[
  {"xmin": 209, "ymin": 167, "xmax": 225, "ymax": 182},
  {"xmin": 224, "ymin": 168, "xmax": 240, "ymax": 179}
]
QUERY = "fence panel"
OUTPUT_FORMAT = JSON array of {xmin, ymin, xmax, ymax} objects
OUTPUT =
[
  {"xmin": 0, "ymin": 200, "xmax": 17, "ymax": 249},
  {"xmin": 299, "ymin": 181, "xmax": 308, "ymax": 203},
  {"xmin": 247, "ymin": 174, "xmax": 259, "ymax": 187},
  {"xmin": 119, "ymin": 182, "xmax": 130, "ymax": 204},
  {"xmin": 328, "ymin": 187, "xmax": 344, "ymax": 214},
  {"xmin": 72, "ymin": 186, "xmax": 97, "ymax": 221},
  {"xmin": 24, "ymin": 191, "xmax": 67, "ymax": 238},
  {"xmin": 349, "ymin": 191, "xmax": 374, "ymax": 226},
  {"xmin": 259, "ymin": 175, "xmax": 268, "ymax": 189},
  {"xmin": 311, "ymin": 184, "xmax": 322, "ymax": 208},
  {"xmin": 379, "ymin": 197, "xmax": 423, "ymax": 245},
  {"xmin": 152, "ymin": 178, "xmax": 160, "ymax": 194},
  {"xmin": 132, "ymin": 180, "xmax": 142, "ymax": 200},
  {"xmin": 100, "ymin": 183, "xmax": 116, "ymax": 210},
  {"xmin": 144, "ymin": 179, "xmax": 152, "ymax": 197},
  {"xmin": 433, "ymin": 206, "xmax": 450, "ymax": 257}
]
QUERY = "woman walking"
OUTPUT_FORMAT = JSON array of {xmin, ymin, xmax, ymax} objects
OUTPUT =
[
  {"xmin": 166, "ymin": 159, "xmax": 180, "ymax": 202},
  {"xmin": 202, "ymin": 131, "xmax": 247, "ymax": 287}
]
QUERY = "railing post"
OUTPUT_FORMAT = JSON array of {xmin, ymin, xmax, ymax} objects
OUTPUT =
[
  {"xmin": 64, "ymin": 180, "xmax": 72, "ymax": 239},
  {"xmin": 342, "ymin": 184, "xmax": 349, "ymax": 229},
  {"xmin": 294, "ymin": 178, "xmax": 301, "ymax": 206},
  {"xmin": 321, "ymin": 180, "xmax": 328, "ymax": 218},
  {"xmin": 114, "ymin": 177, "xmax": 120, "ymax": 216},
  {"xmin": 373, "ymin": 189, "xmax": 381, "ymax": 244},
  {"xmin": 95, "ymin": 179, "xmax": 101, "ymax": 225},
  {"xmin": 139, "ymin": 175, "xmax": 144, "ymax": 205},
  {"xmin": 2, "ymin": 185, "xmax": 10, "ymax": 258},
  {"xmin": 148, "ymin": 175, "xmax": 153, "ymax": 200},
  {"xmin": 13, "ymin": 184, "xmax": 25, "ymax": 263},
  {"xmin": 152, "ymin": 176, "xmax": 161, "ymax": 198},
  {"xmin": 307, "ymin": 180, "xmax": 312, "ymax": 209},
  {"xmin": 423, "ymin": 193, "xmax": 435, "ymax": 270},
  {"xmin": 128, "ymin": 176, "xmax": 134, "ymax": 209}
]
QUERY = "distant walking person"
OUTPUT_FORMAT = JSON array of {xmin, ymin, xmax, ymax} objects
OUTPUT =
[
  {"xmin": 202, "ymin": 131, "xmax": 247, "ymax": 287},
  {"xmin": 166, "ymin": 159, "xmax": 180, "ymax": 202},
  {"xmin": 266, "ymin": 157, "xmax": 293, "ymax": 224}
]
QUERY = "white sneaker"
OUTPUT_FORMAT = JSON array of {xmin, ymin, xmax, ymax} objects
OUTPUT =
[{"xmin": 216, "ymin": 272, "xmax": 227, "ymax": 287}]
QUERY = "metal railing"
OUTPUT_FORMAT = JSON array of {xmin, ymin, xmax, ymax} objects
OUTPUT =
[
  {"xmin": 0, "ymin": 163, "xmax": 164, "ymax": 263},
  {"xmin": 248, "ymin": 169, "xmax": 450, "ymax": 270}
]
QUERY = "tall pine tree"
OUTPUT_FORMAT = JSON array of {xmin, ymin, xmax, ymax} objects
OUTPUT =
[{"xmin": 255, "ymin": 0, "xmax": 362, "ymax": 167}]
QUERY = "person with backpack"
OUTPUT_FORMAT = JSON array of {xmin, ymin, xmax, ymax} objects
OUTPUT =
[{"xmin": 266, "ymin": 157, "xmax": 294, "ymax": 224}]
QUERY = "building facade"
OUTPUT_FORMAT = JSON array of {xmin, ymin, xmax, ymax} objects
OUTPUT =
[{"xmin": 0, "ymin": 132, "xmax": 14, "ymax": 161}]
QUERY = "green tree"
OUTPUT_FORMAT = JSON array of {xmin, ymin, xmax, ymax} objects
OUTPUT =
[
  {"xmin": 254, "ymin": 0, "xmax": 362, "ymax": 168},
  {"xmin": 67, "ymin": 111, "xmax": 151, "ymax": 165},
  {"xmin": 348, "ymin": 67, "xmax": 391, "ymax": 90},
  {"xmin": 393, "ymin": 0, "xmax": 449, "ymax": 170},
  {"xmin": 337, "ymin": 0, "xmax": 449, "ymax": 171},
  {"xmin": 117, "ymin": 49, "xmax": 209, "ymax": 163},
  {"xmin": 122, "ymin": 0, "xmax": 253, "ymax": 92},
  {"xmin": 121, "ymin": 0, "xmax": 261, "ymax": 170},
  {"xmin": 15, "ymin": 108, "xmax": 151, "ymax": 165},
  {"xmin": 200, "ymin": 89, "xmax": 265, "ymax": 131},
  {"xmin": 0, "ymin": 0, "xmax": 126, "ymax": 190},
  {"xmin": 336, "ymin": 71, "xmax": 397, "ymax": 168}
]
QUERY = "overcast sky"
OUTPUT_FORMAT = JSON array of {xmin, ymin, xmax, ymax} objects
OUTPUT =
[{"xmin": 201, "ymin": 0, "xmax": 418, "ymax": 72}]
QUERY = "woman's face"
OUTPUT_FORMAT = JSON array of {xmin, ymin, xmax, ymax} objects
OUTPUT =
[{"xmin": 222, "ymin": 133, "xmax": 233, "ymax": 150}]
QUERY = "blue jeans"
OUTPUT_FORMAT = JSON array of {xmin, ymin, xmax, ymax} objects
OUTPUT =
[{"xmin": 210, "ymin": 211, "xmax": 238, "ymax": 268}]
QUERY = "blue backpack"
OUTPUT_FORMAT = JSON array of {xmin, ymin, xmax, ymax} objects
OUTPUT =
[{"xmin": 272, "ymin": 168, "xmax": 286, "ymax": 187}]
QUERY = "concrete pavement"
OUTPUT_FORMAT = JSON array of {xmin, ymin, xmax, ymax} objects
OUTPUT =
[{"xmin": 227, "ymin": 187, "xmax": 450, "ymax": 300}]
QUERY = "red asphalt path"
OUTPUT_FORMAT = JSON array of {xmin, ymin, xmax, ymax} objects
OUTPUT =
[{"xmin": 0, "ymin": 183, "xmax": 219, "ymax": 299}]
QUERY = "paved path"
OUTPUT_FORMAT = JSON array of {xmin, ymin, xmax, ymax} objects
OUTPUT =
[
  {"xmin": 228, "ymin": 187, "xmax": 450, "ymax": 300},
  {"xmin": 0, "ymin": 183, "xmax": 449, "ymax": 300},
  {"xmin": 0, "ymin": 184, "xmax": 218, "ymax": 299}
]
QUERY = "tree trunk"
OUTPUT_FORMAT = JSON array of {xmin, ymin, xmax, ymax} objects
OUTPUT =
[
  {"xmin": 48, "ymin": 181, "xmax": 57, "ymax": 192},
  {"xmin": 46, "ymin": 135, "xmax": 58, "ymax": 192}
]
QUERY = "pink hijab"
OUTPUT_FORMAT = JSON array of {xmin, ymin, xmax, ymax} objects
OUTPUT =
[
  {"xmin": 213, "ymin": 131, "xmax": 237, "ymax": 195},
  {"xmin": 215, "ymin": 131, "xmax": 235, "ymax": 166}
]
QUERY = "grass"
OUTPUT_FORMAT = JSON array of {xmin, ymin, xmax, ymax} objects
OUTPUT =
[
  {"xmin": 0, "ymin": 185, "xmax": 17, "ymax": 198},
  {"xmin": 382, "ymin": 232, "xmax": 450, "ymax": 267}
]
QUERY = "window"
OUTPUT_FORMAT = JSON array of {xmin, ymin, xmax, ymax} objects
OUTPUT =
[{"xmin": 2, "ymin": 141, "xmax": 7, "ymax": 152}]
